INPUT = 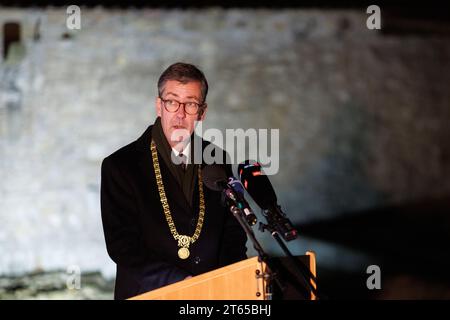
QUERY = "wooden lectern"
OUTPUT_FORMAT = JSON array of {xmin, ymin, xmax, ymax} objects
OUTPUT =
[{"xmin": 130, "ymin": 251, "xmax": 317, "ymax": 300}]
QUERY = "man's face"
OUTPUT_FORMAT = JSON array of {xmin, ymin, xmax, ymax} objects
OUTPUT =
[{"xmin": 156, "ymin": 80, "xmax": 207, "ymax": 149}]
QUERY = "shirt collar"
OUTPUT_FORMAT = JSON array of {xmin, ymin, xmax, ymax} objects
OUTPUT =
[{"xmin": 171, "ymin": 141, "xmax": 191, "ymax": 163}]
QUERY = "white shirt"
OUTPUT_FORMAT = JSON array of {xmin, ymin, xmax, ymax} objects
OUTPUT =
[{"xmin": 171, "ymin": 141, "xmax": 191, "ymax": 164}]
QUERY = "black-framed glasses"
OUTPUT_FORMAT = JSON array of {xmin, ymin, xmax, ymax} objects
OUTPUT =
[{"xmin": 159, "ymin": 96, "xmax": 205, "ymax": 115}]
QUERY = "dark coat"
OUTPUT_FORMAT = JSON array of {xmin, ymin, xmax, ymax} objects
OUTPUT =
[{"xmin": 100, "ymin": 124, "xmax": 248, "ymax": 300}]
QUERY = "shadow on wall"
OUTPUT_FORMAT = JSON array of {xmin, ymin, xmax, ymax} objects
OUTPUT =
[{"xmin": 299, "ymin": 195, "xmax": 450, "ymax": 299}]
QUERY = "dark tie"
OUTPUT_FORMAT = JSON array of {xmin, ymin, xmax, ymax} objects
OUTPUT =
[{"xmin": 179, "ymin": 153, "xmax": 187, "ymax": 171}]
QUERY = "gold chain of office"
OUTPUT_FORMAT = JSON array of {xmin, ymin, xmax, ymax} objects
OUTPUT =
[{"xmin": 150, "ymin": 140, "xmax": 205, "ymax": 260}]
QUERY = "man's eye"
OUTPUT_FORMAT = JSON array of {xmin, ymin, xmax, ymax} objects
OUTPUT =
[
  {"xmin": 167, "ymin": 100, "xmax": 177, "ymax": 106},
  {"xmin": 186, "ymin": 103, "xmax": 197, "ymax": 108}
]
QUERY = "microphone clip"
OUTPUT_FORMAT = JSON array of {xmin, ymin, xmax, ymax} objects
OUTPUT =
[{"xmin": 261, "ymin": 205, "xmax": 298, "ymax": 242}]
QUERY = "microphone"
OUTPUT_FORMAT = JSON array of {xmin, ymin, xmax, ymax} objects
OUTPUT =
[
  {"xmin": 227, "ymin": 177, "xmax": 258, "ymax": 226},
  {"xmin": 238, "ymin": 161, "xmax": 298, "ymax": 241},
  {"xmin": 202, "ymin": 164, "xmax": 257, "ymax": 226}
]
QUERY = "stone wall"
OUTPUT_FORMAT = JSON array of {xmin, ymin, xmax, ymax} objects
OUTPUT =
[{"xmin": 1, "ymin": 8, "xmax": 449, "ymax": 288}]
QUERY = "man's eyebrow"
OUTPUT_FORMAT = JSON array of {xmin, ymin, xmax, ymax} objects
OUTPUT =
[
  {"xmin": 164, "ymin": 92, "xmax": 179, "ymax": 97},
  {"xmin": 165, "ymin": 92, "xmax": 200, "ymax": 101}
]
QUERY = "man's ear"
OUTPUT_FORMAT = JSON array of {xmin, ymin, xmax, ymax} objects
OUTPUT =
[
  {"xmin": 197, "ymin": 104, "xmax": 207, "ymax": 121},
  {"xmin": 156, "ymin": 97, "xmax": 162, "ymax": 117}
]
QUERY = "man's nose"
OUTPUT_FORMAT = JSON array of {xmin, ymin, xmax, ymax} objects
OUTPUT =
[{"xmin": 176, "ymin": 103, "xmax": 187, "ymax": 118}]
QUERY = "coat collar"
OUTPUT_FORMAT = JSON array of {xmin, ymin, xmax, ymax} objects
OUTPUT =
[{"xmin": 135, "ymin": 124, "xmax": 154, "ymax": 153}]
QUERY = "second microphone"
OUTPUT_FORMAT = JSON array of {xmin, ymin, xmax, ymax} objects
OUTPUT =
[{"xmin": 202, "ymin": 164, "xmax": 257, "ymax": 226}]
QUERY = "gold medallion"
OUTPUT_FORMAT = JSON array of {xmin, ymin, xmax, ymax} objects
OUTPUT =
[{"xmin": 178, "ymin": 247, "xmax": 190, "ymax": 259}]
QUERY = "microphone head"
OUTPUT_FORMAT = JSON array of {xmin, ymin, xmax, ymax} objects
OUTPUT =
[
  {"xmin": 202, "ymin": 164, "xmax": 228, "ymax": 192},
  {"xmin": 238, "ymin": 161, "xmax": 278, "ymax": 210},
  {"xmin": 227, "ymin": 177, "xmax": 245, "ymax": 195}
]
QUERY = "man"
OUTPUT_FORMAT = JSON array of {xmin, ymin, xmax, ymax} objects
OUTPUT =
[{"xmin": 101, "ymin": 62, "xmax": 248, "ymax": 300}]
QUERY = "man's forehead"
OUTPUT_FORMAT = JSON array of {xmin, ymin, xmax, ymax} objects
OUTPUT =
[
  {"xmin": 163, "ymin": 79, "xmax": 201, "ymax": 88},
  {"xmin": 162, "ymin": 81, "xmax": 202, "ymax": 99}
]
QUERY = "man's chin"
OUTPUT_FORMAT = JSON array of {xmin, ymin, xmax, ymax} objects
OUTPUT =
[
  {"xmin": 171, "ymin": 137, "xmax": 185, "ymax": 144},
  {"xmin": 169, "ymin": 133, "xmax": 190, "ymax": 146},
  {"xmin": 170, "ymin": 127, "xmax": 191, "ymax": 142}
]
